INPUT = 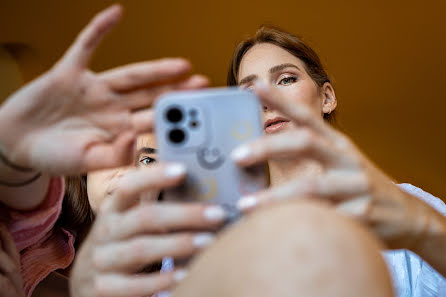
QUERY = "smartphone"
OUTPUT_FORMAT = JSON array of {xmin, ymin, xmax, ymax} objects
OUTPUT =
[{"xmin": 154, "ymin": 87, "xmax": 268, "ymax": 221}]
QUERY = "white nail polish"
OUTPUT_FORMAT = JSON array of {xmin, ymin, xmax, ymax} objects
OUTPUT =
[
  {"xmin": 203, "ymin": 206, "xmax": 226, "ymax": 222},
  {"xmin": 174, "ymin": 269, "xmax": 188, "ymax": 282},
  {"xmin": 193, "ymin": 233, "xmax": 215, "ymax": 248},
  {"xmin": 237, "ymin": 196, "xmax": 258, "ymax": 211},
  {"xmin": 231, "ymin": 146, "xmax": 251, "ymax": 161},
  {"xmin": 254, "ymin": 80, "xmax": 268, "ymax": 91},
  {"xmin": 165, "ymin": 164, "xmax": 186, "ymax": 178}
]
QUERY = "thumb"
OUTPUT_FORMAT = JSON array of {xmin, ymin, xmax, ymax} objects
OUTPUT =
[{"xmin": 82, "ymin": 131, "xmax": 136, "ymax": 172}]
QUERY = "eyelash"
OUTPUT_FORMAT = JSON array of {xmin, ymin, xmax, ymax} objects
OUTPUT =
[
  {"xmin": 139, "ymin": 156, "xmax": 156, "ymax": 166},
  {"xmin": 278, "ymin": 75, "xmax": 298, "ymax": 86}
]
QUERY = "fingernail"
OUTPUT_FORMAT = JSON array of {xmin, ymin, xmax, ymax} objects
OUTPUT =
[
  {"xmin": 237, "ymin": 195, "xmax": 258, "ymax": 211},
  {"xmin": 231, "ymin": 145, "xmax": 251, "ymax": 162},
  {"xmin": 164, "ymin": 164, "xmax": 186, "ymax": 178},
  {"xmin": 254, "ymin": 80, "xmax": 268, "ymax": 91},
  {"xmin": 193, "ymin": 233, "xmax": 215, "ymax": 248},
  {"xmin": 174, "ymin": 269, "xmax": 188, "ymax": 282},
  {"xmin": 203, "ymin": 206, "xmax": 226, "ymax": 222}
]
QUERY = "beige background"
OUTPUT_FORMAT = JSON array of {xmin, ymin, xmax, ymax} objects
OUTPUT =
[{"xmin": 0, "ymin": 0, "xmax": 444, "ymax": 200}]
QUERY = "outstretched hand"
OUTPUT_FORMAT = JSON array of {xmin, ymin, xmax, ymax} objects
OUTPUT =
[
  {"xmin": 70, "ymin": 164, "xmax": 226, "ymax": 297},
  {"xmin": 232, "ymin": 82, "xmax": 434, "ymax": 250},
  {"xmin": 0, "ymin": 5, "xmax": 208, "ymax": 175}
]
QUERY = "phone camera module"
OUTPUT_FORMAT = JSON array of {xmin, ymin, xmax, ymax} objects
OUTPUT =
[
  {"xmin": 166, "ymin": 107, "xmax": 183, "ymax": 123},
  {"xmin": 190, "ymin": 121, "xmax": 200, "ymax": 128},
  {"xmin": 168, "ymin": 129, "xmax": 186, "ymax": 144}
]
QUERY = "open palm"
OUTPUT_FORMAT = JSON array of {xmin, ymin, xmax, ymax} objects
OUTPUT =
[{"xmin": 0, "ymin": 5, "xmax": 208, "ymax": 175}]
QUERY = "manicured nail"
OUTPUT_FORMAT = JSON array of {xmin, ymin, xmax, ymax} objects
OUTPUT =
[
  {"xmin": 231, "ymin": 145, "xmax": 251, "ymax": 162},
  {"xmin": 237, "ymin": 195, "xmax": 258, "ymax": 211},
  {"xmin": 193, "ymin": 233, "xmax": 215, "ymax": 248},
  {"xmin": 254, "ymin": 80, "xmax": 269, "ymax": 91},
  {"xmin": 174, "ymin": 269, "xmax": 188, "ymax": 282},
  {"xmin": 203, "ymin": 206, "xmax": 226, "ymax": 222},
  {"xmin": 164, "ymin": 164, "xmax": 186, "ymax": 178}
]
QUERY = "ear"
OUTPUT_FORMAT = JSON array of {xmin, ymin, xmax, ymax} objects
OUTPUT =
[{"xmin": 320, "ymin": 82, "xmax": 337, "ymax": 114}]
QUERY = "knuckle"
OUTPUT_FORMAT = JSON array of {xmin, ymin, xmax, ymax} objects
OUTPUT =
[
  {"xmin": 302, "ymin": 177, "xmax": 319, "ymax": 197},
  {"xmin": 139, "ymin": 207, "xmax": 160, "ymax": 230},
  {"xmin": 180, "ymin": 233, "xmax": 196, "ymax": 250},
  {"xmin": 114, "ymin": 183, "xmax": 132, "ymax": 199},
  {"xmin": 129, "ymin": 239, "xmax": 149, "ymax": 260},
  {"xmin": 8, "ymin": 263, "xmax": 19, "ymax": 276},
  {"xmin": 94, "ymin": 276, "xmax": 108, "ymax": 297},
  {"xmin": 96, "ymin": 216, "xmax": 115, "ymax": 241},
  {"xmin": 92, "ymin": 248, "xmax": 106, "ymax": 270},
  {"xmin": 358, "ymin": 173, "xmax": 371, "ymax": 192}
]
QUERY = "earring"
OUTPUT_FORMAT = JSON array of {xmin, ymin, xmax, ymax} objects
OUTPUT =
[{"xmin": 327, "ymin": 107, "xmax": 332, "ymax": 114}]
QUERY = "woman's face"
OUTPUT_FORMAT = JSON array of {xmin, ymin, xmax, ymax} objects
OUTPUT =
[
  {"xmin": 87, "ymin": 133, "xmax": 158, "ymax": 213},
  {"xmin": 238, "ymin": 43, "xmax": 336, "ymax": 134}
]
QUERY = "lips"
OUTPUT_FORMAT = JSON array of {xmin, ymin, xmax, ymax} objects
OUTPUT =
[{"xmin": 264, "ymin": 117, "xmax": 290, "ymax": 134}]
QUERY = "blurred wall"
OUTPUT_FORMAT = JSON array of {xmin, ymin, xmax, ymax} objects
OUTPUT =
[
  {"xmin": 0, "ymin": 0, "xmax": 444, "ymax": 200},
  {"xmin": 0, "ymin": 46, "xmax": 23, "ymax": 103}
]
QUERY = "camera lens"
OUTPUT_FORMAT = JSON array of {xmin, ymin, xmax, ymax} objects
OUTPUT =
[
  {"xmin": 166, "ymin": 107, "xmax": 183, "ymax": 123},
  {"xmin": 168, "ymin": 129, "xmax": 186, "ymax": 144}
]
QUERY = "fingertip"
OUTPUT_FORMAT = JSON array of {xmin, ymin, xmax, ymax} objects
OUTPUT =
[
  {"xmin": 237, "ymin": 195, "xmax": 258, "ymax": 212},
  {"xmin": 164, "ymin": 58, "xmax": 192, "ymax": 73},
  {"xmin": 203, "ymin": 205, "xmax": 227, "ymax": 222},
  {"xmin": 102, "ymin": 3, "xmax": 124, "ymax": 20},
  {"xmin": 117, "ymin": 131, "xmax": 137, "ymax": 163},
  {"xmin": 164, "ymin": 163, "xmax": 187, "ymax": 179},
  {"xmin": 173, "ymin": 269, "xmax": 188, "ymax": 282},
  {"xmin": 132, "ymin": 109, "xmax": 155, "ymax": 133},
  {"xmin": 230, "ymin": 145, "xmax": 252, "ymax": 163},
  {"xmin": 253, "ymin": 80, "xmax": 270, "ymax": 94},
  {"xmin": 189, "ymin": 74, "xmax": 210, "ymax": 88}
]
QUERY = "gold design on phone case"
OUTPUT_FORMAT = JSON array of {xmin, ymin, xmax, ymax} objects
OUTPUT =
[
  {"xmin": 191, "ymin": 177, "xmax": 218, "ymax": 201},
  {"xmin": 231, "ymin": 121, "xmax": 253, "ymax": 141}
]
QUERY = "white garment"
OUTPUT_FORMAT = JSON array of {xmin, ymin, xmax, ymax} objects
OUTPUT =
[{"xmin": 383, "ymin": 184, "xmax": 446, "ymax": 297}]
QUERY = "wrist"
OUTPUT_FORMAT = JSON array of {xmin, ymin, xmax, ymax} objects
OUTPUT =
[
  {"xmin": 410, "ymin": 203, "xmax": 446, "ymax": 253},
  {"xmin": 0, "ymin": 150, "xmax": 40, "ymax": 187}
]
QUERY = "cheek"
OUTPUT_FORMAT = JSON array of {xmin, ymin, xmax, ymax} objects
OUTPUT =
[{"xmin": 280, "ymin": 82, "xmax": 322, "ymax": 114}]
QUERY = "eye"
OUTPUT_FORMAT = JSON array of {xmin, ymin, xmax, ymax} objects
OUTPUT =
[
  {"xmin": 139, "ymin": 156, "xmax": 156, "ymax": 166},
  {"xmin": 278, "ymin": 76, "xmax": 297, "ymax": 86}
]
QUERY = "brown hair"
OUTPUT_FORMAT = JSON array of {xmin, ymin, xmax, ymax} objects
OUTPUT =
[
  {"xmin": 58, "ymin": 175, "xmax": 94, "ymax": 249},
  {"xmin": 227, "ymin": 25, "xmax": 336, "ymax": 123},
  {"xmin": 58, "ymin": 175, "xmax": 162, "ymax": 272}
]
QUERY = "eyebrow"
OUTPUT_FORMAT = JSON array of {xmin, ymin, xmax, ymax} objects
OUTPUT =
[
  {"xmin": 238, "ymin": 74, "xmax": 257, "ymax": 86},
  {"xmin": 269, "ymin": 63, "xmax": 301, "ymax": 74},
  {"xmin": 238, "ymin": 63, "xmax": 301, "ymax": 85},
  {"xmin": 136, "ymin": 147, "xmax": 157, "ymax": 156}
]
